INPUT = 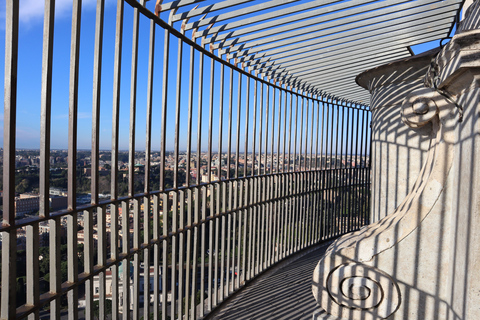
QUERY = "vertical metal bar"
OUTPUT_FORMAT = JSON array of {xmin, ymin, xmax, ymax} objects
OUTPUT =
[
  {"xmin": 190, "ymin": 42, "xmax": 203, "ymax": 318},
  {"xmin": 323, "ymin": 101, "xmax": 330, "ymax": 238},
  {"xmin": 235, "ymin": 69, "xmax": 242, "ymax": 179},
  {"xmin": 234, "ymin": 69, "xmax": 242, "ymax": 291},
  {"xmin": 174, "ymin": 33, "xmax": 183, "ymax": 191},
  {"xmin": 309, "ymin": 95, "xmax": 315, "ymax": 244},
  {"xmin": 287, "ymin": 89, "xmax": 294, "ymax": 254},
  {"xmin": 359, "ymin": 109, "xmax": 367, "ymax": 227},
  {"xmin": 217, "ymin": 58, "xmax": 226, "ymax": 304},
  {"xmin": 67, "ymin": 0, "xmax": 82, "ymax": 318},
  {"xmin": 160, "ymin": 13, "xmax": 172, "ymax": 320},
  {"xmin": 185, "ymin": 29, "xmax": 195, "ymax": 320},
  {"xmin": 143, "ymin": 200, "xmax": 151, "ymax": 320},
  {"xmin": 153, "ymin": 195, "xmax": 160, "ymax": 320},
  {"xmin": 226, "ymin": 180, "xmax": 232, "ymax": 296},
  {"xmin": 264, "ymin": 83, "xmax": 269, "ymax": 176},
  {"xmin": 226, "ymin": 64, "xmax": 234, "ymax": 297},
  {"xmin": 133, "ymin": 200, "xmax": 141, "ymax": 320},
  {"xmin": 191, "ymin": 188, "xmax": 199, "ymax": 319},
  {"xmin": 90, "ymin": 1, "xmax": 106, "ymax": 318},
  {"xmin": 196, "ymin": 50, "xmax": 204, "ymax": 187},
  {"xmin": 197, "ymin": 46, "xmax": 205, "ymax": 317},
  {"xmin": 314, "ymin": 95, "xmax": 321, "ymax": 242},
  {"xmin": 309, "ymin": 96, "xmax": 315, "ymax": 172},
  {"xmin": 160, "ymin": 15, "xmax": 171, "ymax": 193},
  {"xmin": 334, "ymin": 104, "xmax": 340, "ymax": 236},
  {"xmin": 305, "ymin": 94, "xmax": 312, "ymax": 246},
  {"xmin": 343, "ymin": 106, "xmax": 350, "ymax": 233},
  {"xmin": 258, "ymin": 81, "xmax": 265, "ymax": 271},
  {"xmin": 208, "ymin": 184, "xmax": 214, "ymax": 311},
  {"xmin": 348, "ymin": 106, "xmax": 356, "ymax": 232},
  {"xmin": 207, "ymin": 50, "xmax": 214, "ymax": 185},
  {"xmin": 26, "ymin": 223, "xmax": 39, "ymax": 320},
  {"xmin": 252, "ymin": 77, "xmax": 257, "ymax": 179},
  {"xmin": 91, "ymin": 0, "xmax": 105, "ymax": 205},
  {"xmin": 214, "ymin": 183, "xmax": 220, "ymax": 305},
  {"xmin": 352, "ymin": 109, "xmax": 360, "ymax": 229},
  {"xmin": 143, "ymin": 12, "xmax": 155, "ymax": 320},
  {"xmin": 25, "ymin": 1, "xmax": 54, "ymax": 318},
  {"xmin": 122, "ymin": 200, "xmax": 130, "ymax": 320},
  {"xmin": 185, "ymin": 189, "xmax": 193, "ymax": 320},
  {"xmin": 269, "ymin": 85, "xmax": 275, "ymax": 266},
  {"xmin": 84, "ymin": 209, "xmax": 94, "ymax": 320},
  {"xmin": 50, "ymin": 218, "xmax": 62, "ymax": 319},
  {"xmin": 338, "ymin": 103, "xmax": 345, "ymax": 235},
  {"xmin": 171, "ymin": 25, "xmax": 184, "ymax": 320},
  {"xmin": 275, "ymin": 87, "xmax": 282, "ymax": 262},
  {"xmin": 162, "ymin": 193, "xmax": 169, "ymax": 320},
  {"xmin": 110, "ymin": 1, "xmax": 124, "ymax": 318},
  {"xmin": 258, "ymin": 81, "xmax": 264, "ymax": 177},
  {"xmin": 293, "ymin": 91, "xmax": 298, "ymax": 173},
  {"xmin": 299, "ymin": 93, "xmax": 306, "ymax": 248},
  {"xmin": 243, "ymin": 75, "xmax": 250, "ymax": 284},
  {"xmin": 263, "ymin": 83, "xmax": 270, "ymax": 268},
  {"xmin": 39, "ymin": 0, "xmax": 55, "ymax": 220},
  {"xmin": 206, "ymin": 46, "xmax": 215, "ymax": 311},
  {"xmin": 318, "ymin": 98, "xmax": 326, "ymax": 240},
  {"xmin": 129, "ymin": 0, "xmax": 140, "ymax": 198},
  {"xmin": 171, "ymin": 191, "xmax": 178, "ymax": 320},
  {"xmin": 178, "ymin": 191, "xmax": 185, "ymax": 320},
  {"xmin": 280, "ymin": 88, "xmax": 286, "ymax": 258},
  {"xmin": 196, "ymin": 46, "xmax": 205, "ymax": 317},
  {"xmin": 249, "ymin": 77, "xmax": 257, "ymax": 278},
  {"xmin": 200, "ymin": 186, "xmax": 207, "ymax": 317},
  {"xmin": 282, "ymin": 88, "xmax": 288, "ymax": 174},
  {"xmin": 294, "ymin": 92, "xmax": 301, "ymax": 251},
  {"xmin": 303, "ymin": 93, "xmax": 308, "ymax": 247},
  {"xmin": 272, "ymin": 86, "xmax": 277, "ymax": 175},
  {"xmin": 130, "ymin": 3, "xmax": 141, "ymax": 318},
  {"xmin": 145, "ymin": 11, "xmax": 155, "ymax": 210},
  {"xmin": 100, "ymin": 215, "xmax": 109, "ymax": 317}
]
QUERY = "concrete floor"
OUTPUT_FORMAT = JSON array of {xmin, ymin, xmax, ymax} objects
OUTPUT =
[{"xmin": 208, "ymin": 240, "xmax": 333, "ymax": 320}]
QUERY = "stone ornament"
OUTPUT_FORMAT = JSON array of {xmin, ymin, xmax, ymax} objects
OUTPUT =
[
  {"xmin": 312, "ymin": 85, "xmax": 458, "ymax": 319},
  {"xmin": 400, "ymin": 88, "xmax": 439, "ymax": 128},
  {"xmin": 326, "ymin": 262, "xmax": 401, "ymax": 318}
]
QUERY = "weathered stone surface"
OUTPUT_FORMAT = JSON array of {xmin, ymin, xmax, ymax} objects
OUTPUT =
[
  {"xmin": 357, "ymin": 50, "xmax": 437, "ymax": 222},
  {"xmin": 312, "ymin": 3, "xmax": 480, "ymax": 319}
]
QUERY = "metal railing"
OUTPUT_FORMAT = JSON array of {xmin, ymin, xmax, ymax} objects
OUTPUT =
[{"xmin": 2, "ymin": 1, "xmax": 371, "ymax": 319}]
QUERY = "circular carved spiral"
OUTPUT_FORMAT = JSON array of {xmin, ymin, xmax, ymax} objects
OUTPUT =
[
  {"xmin": 401, "ymin": 88, "xmax": 439, "ymax": 128},
  {"xmin": 326, "ymin": 263, "xmax": 401, "ymax": 319}
]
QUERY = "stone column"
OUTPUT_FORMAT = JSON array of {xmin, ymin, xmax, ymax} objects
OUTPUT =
[
  {"xmin": 312, "ymin": 2, "xmax": 480, "ymax": 319},
  {"xmin": 356, "ymin": 50, "xmax": 437, "ymax": 222}
]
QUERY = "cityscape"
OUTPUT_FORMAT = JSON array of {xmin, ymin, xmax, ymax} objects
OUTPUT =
[{"xmin": 3, "ymin": 148, "xmax": 369, "ymax": 314}]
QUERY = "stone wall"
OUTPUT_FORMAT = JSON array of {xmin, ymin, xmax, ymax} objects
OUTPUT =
[{"xmin": 312, "ymin": 1, "xmax": 480, "ymax": 319}]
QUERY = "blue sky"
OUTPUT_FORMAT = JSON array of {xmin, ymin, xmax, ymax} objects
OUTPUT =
[{"xmin": 0, "ymin": 0, "xmax": 453, "ymax": 151}]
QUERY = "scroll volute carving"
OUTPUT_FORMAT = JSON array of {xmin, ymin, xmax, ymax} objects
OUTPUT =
[{"xmin": 312, "ymin": 87, "xmax": 459, "ymax": 320}]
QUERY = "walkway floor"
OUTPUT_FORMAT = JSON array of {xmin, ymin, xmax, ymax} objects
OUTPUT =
[{"xmin": 209, "ymin": 240, "xmax": 333, "ymax": 320}]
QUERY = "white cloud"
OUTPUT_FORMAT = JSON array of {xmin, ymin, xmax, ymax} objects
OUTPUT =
[
  {"xmin": 1, "ymin": 0, "xmax": 116, "ymax": 30},
  {"xmin": 19, "ymin": 0, "xmax": 103, "ymax": 24},
  {"xmin": 0, "ymin": 0, "xmax": 114, "ymax": 26}
]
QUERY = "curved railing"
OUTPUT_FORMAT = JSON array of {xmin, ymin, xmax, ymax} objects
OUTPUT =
[{"xmin": 2, "ymin": 1, "xmax": 371, "ymax": 319}]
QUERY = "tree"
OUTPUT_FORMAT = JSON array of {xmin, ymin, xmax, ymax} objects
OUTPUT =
[{"xmin": 93, "ymin": 299, "xmax": 112, "ymax": 319}]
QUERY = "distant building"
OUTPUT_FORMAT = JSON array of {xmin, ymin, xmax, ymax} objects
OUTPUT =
[
  {"xmin": 14, "ymin": 193, "xmax": 68, "ymax": 218},
  {"xmin": 14, "ymin": 194, "xmax": 40, "ymax": 218},
  {"xmin": 49, "ymin": 195, "xmax": 68, "ymax": 211}
]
